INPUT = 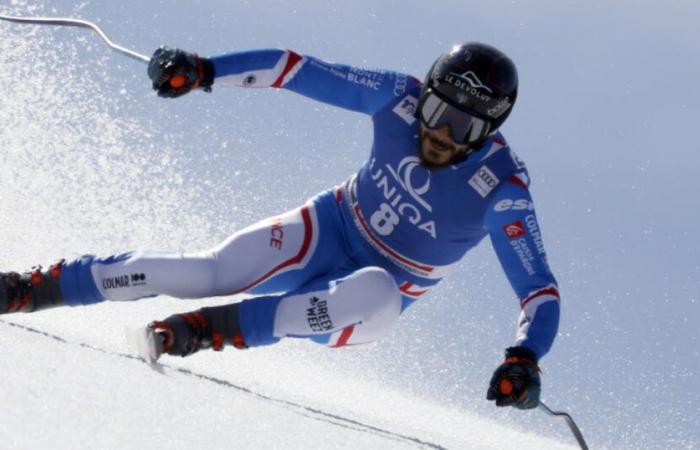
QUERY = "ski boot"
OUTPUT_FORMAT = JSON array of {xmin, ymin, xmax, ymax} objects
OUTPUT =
[
  {"xmin": 0, "ymin": 261, "xmax": 64, "ymax": 314},
  {"xmin": 144, "ymin": 303, "xmax": 247, "ymax": 361}
]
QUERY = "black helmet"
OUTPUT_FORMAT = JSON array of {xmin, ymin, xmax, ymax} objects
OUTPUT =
[{"xmin": 419, "ymin": 42, "xmax": 518, "ymax": 147}]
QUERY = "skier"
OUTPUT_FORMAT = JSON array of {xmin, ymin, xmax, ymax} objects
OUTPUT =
[{"xmin": 1, "ymin": 42, "xmax": 559, "ymax": 410}]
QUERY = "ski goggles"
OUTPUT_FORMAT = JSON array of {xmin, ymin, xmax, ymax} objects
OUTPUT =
[{"xmin": 418, "ymin": 90, "xmax": 491, "ymax": 145}]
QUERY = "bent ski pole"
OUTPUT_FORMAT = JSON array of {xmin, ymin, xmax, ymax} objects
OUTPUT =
[
  {"xmin": 539, "ymin": 401, "xmax": 589, "ymax": 450},
  {"xmin": 0, "ymin": 13, "xmax": 149, "ymax": 63}
]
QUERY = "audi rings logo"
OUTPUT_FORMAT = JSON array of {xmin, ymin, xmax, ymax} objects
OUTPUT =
[
  {"xmin": 393, "ymin": 73, "xmax": 408, "ymax": 97},
  {"xmin": 388, "ymin": 156, "xmax": 432, "ymax": 212}
]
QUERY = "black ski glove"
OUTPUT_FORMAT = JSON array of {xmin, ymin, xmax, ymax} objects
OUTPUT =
[
  {"xmin": 147, "ymin": 46, "xmax": 215, "ymax": 98},
  {"xmin": 487, "ymin": 346, "xmax": 541, "ymax": 409}
]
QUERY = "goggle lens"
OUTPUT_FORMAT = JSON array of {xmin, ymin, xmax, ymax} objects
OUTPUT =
[{"xmin": 419, "ymin": 91, "xmax": 490, "ymax": 145}]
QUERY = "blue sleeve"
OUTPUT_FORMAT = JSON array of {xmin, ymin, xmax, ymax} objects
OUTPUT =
[
  {"xmin": 484, "ymin": 180, "xmax": 561, "ymax": 359},
  {"xmin": 210, "ymin": 49, "xmax": 420, "ymax": 116}
]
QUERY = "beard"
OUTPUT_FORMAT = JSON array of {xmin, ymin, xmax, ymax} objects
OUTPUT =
[
  {"xmin": 418, "ymin": 148, "xmax": 447, "ymax": 170},
  {"xmin": 418, "ymin": 133, "xmax": 468, "ymax": 170}
]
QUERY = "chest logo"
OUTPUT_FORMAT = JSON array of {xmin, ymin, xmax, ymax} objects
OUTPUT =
[
  {"xmin": 369, "ymin": 156, "xmax": 437, "ymax": 239},
  {"xmin": 468, "ymin": 166, "xmax": 499, "ymax": 198},
  {"xmin": 392, "ymin": 95, "xmax": 418, "ymax": 125}
]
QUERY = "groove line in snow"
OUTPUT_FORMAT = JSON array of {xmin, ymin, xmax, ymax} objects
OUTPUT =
[{"xmin": 0, "ymin": 318, "xmax": 446, "ymax": 450}]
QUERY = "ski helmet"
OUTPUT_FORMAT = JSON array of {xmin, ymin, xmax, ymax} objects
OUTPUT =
[{"xmin": 418, "ymin": 42, "xmax": 518, "ymax": 147}]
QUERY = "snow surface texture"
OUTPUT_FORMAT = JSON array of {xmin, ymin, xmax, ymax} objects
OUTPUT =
[{"xmin": 0, "ymin": 1, "xmax": 698, "ymax": 449}]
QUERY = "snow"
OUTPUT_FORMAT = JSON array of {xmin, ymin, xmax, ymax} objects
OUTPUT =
[{"xmin": 0, "ymin": 314, "xmax": 573, "ymax": 450}]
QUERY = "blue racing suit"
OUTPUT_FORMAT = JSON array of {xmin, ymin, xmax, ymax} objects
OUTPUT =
[
  {"xmin": 211, "ymin": 49, "xmax": 560, "ymax": 359},
  {"xmin": 58, "ymin": 49, "xmax": 560, "ymax": 359}
]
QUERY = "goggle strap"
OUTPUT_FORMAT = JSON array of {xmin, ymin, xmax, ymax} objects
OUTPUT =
[
  {"xmin": 430, "ymin": 101, "xmax": 449, "ymax": 128},
  {"xmin": 469, "ymin": 119, "xmax": 488, "ymax": 143}
]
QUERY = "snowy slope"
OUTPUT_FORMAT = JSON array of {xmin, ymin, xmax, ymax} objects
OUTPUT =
[
  {"xmin": 1, "ymin": 1, "xmax": 699, "ymax": 449},
  {"xmin": 0, "ymin": 312, "xmax": 574, "ymax": 450}
]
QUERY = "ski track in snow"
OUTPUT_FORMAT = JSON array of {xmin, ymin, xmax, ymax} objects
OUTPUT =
[
  {"xmin": 0, "ymin": 319, "xmax": 444, "ymax": 449},
  {"xmin": 0, "ymin": 316, "xmax": 573, "ymax": 450}
]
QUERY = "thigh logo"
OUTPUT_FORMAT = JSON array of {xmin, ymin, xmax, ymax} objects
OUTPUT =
[
  {"xmin": 270, "ymin": 218, "xmax": 284, "ymax": 250},
  {"xmin": 130, "ymin": 273, "xmax": 147, "ymax": 286},
  {"xmin": 102, "ymin": 275, "xmax": 130, "ymax": 290},
  {"xmin": 103, "ymin": 273, "xmax": 147, "ymax": 289},
  {"xmin": 307, "ymin": 296, "xmax": 334, "ymax": 332}
]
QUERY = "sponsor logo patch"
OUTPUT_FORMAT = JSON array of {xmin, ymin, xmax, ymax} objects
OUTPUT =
[
  {"xmin": 130, "ymin": 273, "xmax": 147, "ymax": 286},
  {"xmin": 487, "ymin": 97, "xmax": 512, "ymax": 118},
  {"xmin": 307, "ymin": 296, "xmax": 334, "ymax": 332},
  {"xmin": 369, "ymin": 156, "xmax": 437, "ymax": 239},
  {"xmin": 494, "ymin": 199, "xmax": 534, "ymax": 212},
  {"xmin": 393, "ymin": 72, "xmax": 408, "ymax": 96},
  {"xmin": 468, "ymin": 166, "xmax": 499, "ymax": 198},
  {"xmin": 503, "ymin": 220, "xmax": 526, "ymax": 239},
  {"xmin": 103, "ymin": 275, "xmax": 129, "ymax": 290},
  {"xmin": 103, "ymin": 273, "xmax": 147, "ymax": 289},
  {"xmin": 524, "ymin": 214, "xmax": 550, "ymax": 269},
  {"xmin": 454, "ymin": 70, "xmax": 493, "ymax": 93},
  {"xmin": 509, "ymin": 237, "xmax": 536, "ymax": 276},
  {"xmin": 269, "ymin": 217, "xmax": 284, "ymax": 250},
  {"xmin": 392, "ymin": 95, "xmax": 418, "ymax": 125},
  {"xmin": 347, "ymin": 67, "xmax": 385, "ymax": 91}
]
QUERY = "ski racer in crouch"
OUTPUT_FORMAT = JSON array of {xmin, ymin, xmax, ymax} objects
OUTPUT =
[{"xmin": 0, "ymin": 42, "xmax": 560, "ymax": 410}]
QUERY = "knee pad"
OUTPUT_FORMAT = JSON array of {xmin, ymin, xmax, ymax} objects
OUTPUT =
[{"xmin": 346, "ymin": 267, "xmax": 401, "ymax": 324}]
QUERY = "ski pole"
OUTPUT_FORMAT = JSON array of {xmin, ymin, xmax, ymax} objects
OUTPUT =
[
  {"xmin": 0, "ymin": 13, "xmax": 149, "ymax": 63},
  {"xmin": 539, "ymin": 401, "xmax": 589, "ymax": 450}
]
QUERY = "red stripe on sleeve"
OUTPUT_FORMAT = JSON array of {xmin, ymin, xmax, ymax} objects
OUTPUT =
[
  {"xmin": 508, "ymin": 175, "xmax": 528, "ymax": 190},
  {"xmin": 271, "ymin": 50, "xmax": 302, "ymax": 88},
  {"xmin": 521, "ymin": 287, "xmax": 560, "ymax": 309}
]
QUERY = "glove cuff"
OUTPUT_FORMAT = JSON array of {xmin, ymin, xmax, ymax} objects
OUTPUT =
[
  {"xmin": 505, "ymin": 346, "xmax": 538, "ymax": 364},
  {"xmin": 197, "ymin": 56, "xmax": 216, "ymax": 91}
]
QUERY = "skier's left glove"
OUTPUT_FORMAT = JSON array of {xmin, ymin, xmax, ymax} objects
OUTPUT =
[
  {"xmin": 148, "ymin": 46, "xmax": 215, "ymax": 98},
  {"xmin": 487, "ymin": 346, "xmax": 541, "ymax": 409}
]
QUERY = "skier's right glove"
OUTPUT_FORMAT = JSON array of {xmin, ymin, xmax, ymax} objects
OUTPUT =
[
  {"xmin": 147, "ymin": 46, "xmax": 215, "ymax": 98},
  {"xmin": 486, "ymin": 346, "xmax": 542, "ymax": 409}
]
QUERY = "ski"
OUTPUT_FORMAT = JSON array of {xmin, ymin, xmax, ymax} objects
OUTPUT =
[{"xmin": 125, "ymin": 326, "xmax": 165, "ymax": 370}]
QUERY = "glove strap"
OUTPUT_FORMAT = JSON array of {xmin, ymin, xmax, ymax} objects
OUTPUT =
[
  {"xmin": 504, "ymin": 346, "xmax": 541, "ymax": 372},
  {"xmin": 194, "ymin": 54, "xmax": 215, "ymax": 92}
]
